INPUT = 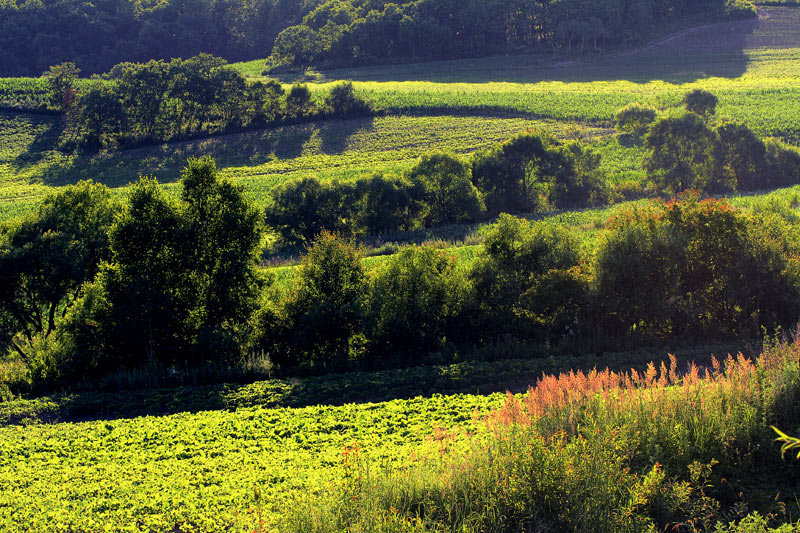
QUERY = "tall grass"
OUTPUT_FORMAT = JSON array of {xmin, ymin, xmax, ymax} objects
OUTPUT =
[{"xmin": 281, "ymin": 336, "xmax": 800, "ymax": 532}]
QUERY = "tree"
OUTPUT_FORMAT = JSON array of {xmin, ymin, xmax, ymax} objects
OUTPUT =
[
  {"xmin": 274, "ymin": 232, "xmax": 368, "ymax": 371},
  {"xmin": 407, "ymin": 153, "xmax": 485, "ymax": 226},
  {"xmin": 644, "ymin": 112, "xmax": 720, "ymax": 193},
  {"xmin": 265, "ymin": 176, "xmax": 353, "ymax": 246},
  {"xmin": 323, "ymin": 81, "xmax": 372, "ymax": 117},
  {"xmin": 470, "ymin": 215, "xmax": 586, "ymax": 344},
  {"xmin": 713, "ymin": 122, "xmax": 767, "ymax": 191},
  {"xmin": 285, "ymin": 84, "xmax": 313, "ymax": 118},
  {"xmin": 44, "ymin": 62, "xmax": 81, "ymax": 112},
  {"xmin": 352, "ymin": 174, "xmax": 424, "ymax": 235},
  {"xmin": 0, "ymin": 181, "xmax": 120, "ymax": 371},
  {"xmin": 472, "ymin": 133, "xmax": 573, "ymax": 214},
  {"xmin": 614, "ymin": 103, "xmax": 657, "ymax": 137},
  {"xmin": 367, "ymin": 246, "xmax": 466, "ymax": 365},
  {"xmin": 682, "ymin": 89, "xmax": 718, "ymax": 118},
  {"xmin": 62, "ymin": 157, "xmax": 264, "ymax": 373}
]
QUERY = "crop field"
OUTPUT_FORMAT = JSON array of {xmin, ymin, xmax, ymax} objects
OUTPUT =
[
  {"xmin": 0, "ymin": 392, "xmax": 505, "ymax": 531},
  {"xmin": 0, "ymin": 112, "xmax": 610, "ymax": 221},
  {"xmin": 0, "ymin": 9, "xmax": 798, "ymax": 225},
  {"xmin": 0, "ymin": 341, "xmax": 744, "ymax": 532}
]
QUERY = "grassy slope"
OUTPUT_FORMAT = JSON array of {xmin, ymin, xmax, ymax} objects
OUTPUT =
[
  {"xmin": 0, "ymin": 344, "xmax": 747, "ymax": 531},
  {"xmin": 2, "ymin": 8, "xmax": 800, "ymax": 222}
]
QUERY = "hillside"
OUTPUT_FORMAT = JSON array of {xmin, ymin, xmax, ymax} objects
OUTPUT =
[{"xmin": 2, "ymin": 6, "xmax": 800, "ymax": 532}]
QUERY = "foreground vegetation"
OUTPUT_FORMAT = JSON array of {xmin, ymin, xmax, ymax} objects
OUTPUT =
[{"xmin": 283, "ymin": 337, "xmax": 800, "ymax": 532}]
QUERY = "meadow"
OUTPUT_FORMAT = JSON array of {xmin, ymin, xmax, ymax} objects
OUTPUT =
[{"xmin": 2, "ymin": 7, "xmax": 800, "ymax": 532}]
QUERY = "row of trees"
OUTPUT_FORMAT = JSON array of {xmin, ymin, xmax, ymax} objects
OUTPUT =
[
  {"xmin": 2, "ymin": 157, "xmax": 799, "ymax": 390},
  {"xmin": 270, "ymin": 0, "xmax": 755, "ymax": 69},
  {"xmin": 266, "ymin": 134, "xmax": 608, "ymax": 247},
  {"xmin": 0, "ymin": 0, "xmax": 326, "ymax": 76},
  {"xmin": 55, "ymin": 57, "xmax": 371, "ymax": 149},
  {"xmin": 616, "ymin": 90, "xmax": 800, "ymax": 194},
  {"xmin": 0, "ymin": 0, "xmax": 752, "ymax": 76}
]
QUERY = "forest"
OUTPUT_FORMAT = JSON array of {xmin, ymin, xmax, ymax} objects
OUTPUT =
[{"xmin": 0, "ymin": 0, "xmax": 755, "ymax": 76}]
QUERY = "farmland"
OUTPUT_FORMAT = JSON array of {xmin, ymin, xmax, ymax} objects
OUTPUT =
[{"xmin": 2, "ymin": 5, "xmax": 800, "ymax": 532}]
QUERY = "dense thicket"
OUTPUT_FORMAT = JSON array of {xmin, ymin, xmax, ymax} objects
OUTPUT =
[
  {"xmin": 265, "ymin": 135, "xmax": 607, "ymax": 247},
  {"xmin": 0, "ymin": 0, "xmax": 754, "ymax": 76},
  {"xmin": 60, "ymin": 56, "xmax": 370, "ymax": 149},
  {"xmin": 3, "ymin": 165, "xmax": 800, "ymax": 390},
  {"xmin": 0, "ymin": 0, "xmax": 325, "ymax": 76},
  {"xmin": 269, "ymin": 0, "xmax": 755, "ymax": 69}
]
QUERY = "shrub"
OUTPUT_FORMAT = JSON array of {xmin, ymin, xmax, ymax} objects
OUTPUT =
[
  {"xmin": 644, "ymin": 112, "xmax": 720, "ymax": 193},
  {"xmin": 407, "ymin": 153, "xmax": 485, "ymax": 226},
  {"xmin": 271, "ymin": 232, "xmax": 368, "ymax": 372},
  {"xmin": 367, "ymin": 246, "xmax": 468, "ymax": 366},
  {"xmin": 470, "ymin": 214, "xmax": 587, "ymax": 345},
  {"xmin": 323, "ymin": 81, "xmax": 372, "ymax": 117},
  {"xmin": 614, "ymin": 103, "xmax": 657, "ymax": 136},
  {"xmin": 682, "ymin": 88, "xmax": 718, "ymax": 117}
]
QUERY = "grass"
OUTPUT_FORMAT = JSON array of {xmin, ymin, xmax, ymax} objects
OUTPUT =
[
  {"xmin": 0, "ymin": 344, "xmax": 749, "ymax": 531},
  {"xmin": 0, "ymin": 112, "xmax": 610, "ymax": 222},
  {"xmin": 280, "ymin": 336, "xmax": 800, "ymax": 532}
]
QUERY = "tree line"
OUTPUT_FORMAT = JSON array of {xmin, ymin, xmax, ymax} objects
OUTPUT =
[
  {"xmin": 265, "ymin": 134, "xmax": 607, "ymax": 247},
  {"xmin": 0, "ymin": 0, "xmax": 325, "ymax": 76},
  {"xmin": 0, "ymin": 0, "xmax": 755, "ymax": 77},
  {"xmin": 2, "ymin": 156, "xmax": 800, "ymax": 394},
  {"xmin": 617, "ymin": 89, "xmax": 800, "ymax": 195},
  {"xmin": 49, "ymin": 57, "xmax": 371, "ymax": 150},
  {"xmin": 269, "ymin": 0, "xmax": 755, "ymax": 70}
]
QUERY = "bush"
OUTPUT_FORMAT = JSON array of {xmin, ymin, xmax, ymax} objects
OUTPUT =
[
  {"xmin": 367, "ymin": 246, "xmax": 468, "ymax": 366},
  {"xmin": 644, "ymin": 112, "xmax": 720, "ymax": 193},
  {"xmin": 470, "ymin": 214, "xmax": 587, "ymax": 345},
  {"xmin": 682, "ymin": 88, "xmax": 718, "ymax": 117},
  {"xmin": 270, "ymin": 232, "xmax": 368, "ymax": 372},
  {"xmin": 323, "ymin": 81, "xmax": 372, "ymax": 117},
  {"xmin": 407, "ymin": 153, "xmax": 485, "ymax": 226},
  {"xmin": 614, "ymin": 103, "xmax": 657, "ymax": 136},
  {"xmin": 764, "ymin": 137, "xmax": 800, "ymax": 188}
]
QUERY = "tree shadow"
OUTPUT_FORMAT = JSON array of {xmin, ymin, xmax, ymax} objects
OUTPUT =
[
  {"xmin": 26, "ymin": 118, "xmax": 377, "ymax": 188},
  {"xmin": 276, "ymin": 10, "xmax": 788, "ymax": 85}
]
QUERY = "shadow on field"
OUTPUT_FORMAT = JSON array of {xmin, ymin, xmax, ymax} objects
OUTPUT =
[
  {"xmin": 31, "ymin": 116, "xmax": 375, "ymax": 188},
  {"xmin": 282, "ymin": 9, "xmax": 797, "ymax": 85},
  {"xmin": 0, "ymin": 343, "xmax": 749, "ymax": 426}
]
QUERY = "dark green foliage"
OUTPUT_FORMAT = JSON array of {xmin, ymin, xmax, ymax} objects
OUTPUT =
[
  {"xmin": 61, "ymin": 57, "xmax": 371, "ymax": 150},
  {"xmin": 351, "ymin": 174, "xmax": 424, "ymax": 236},
  {"xmin": 553, "ymin": 141, "xmax": 608, "ymax": 207},
  {"xmin": 323, "ymin": 82, "xmax": 372, "ymax": 117},
  {"xmin": 0, "ymin": 0, "xmax": 325, "ymax": 76},
  {"xmin": 644, "ymin": 112, "xmax": 720, "ymax": 193},
  {"xmin": 269, "ymin": 232, "xmax": 368, "ymax": 372},
  {"xmin": 0, "ymin": 182, "xmax": 120, "ymax": 383},
  {"xmin": 683, "ymin": 88, "xmax": 719, "ymax": 117},
  {"xmin": 470, "ymin": 214, "xmax": 587, "ymax": 345},
  {"xmin": 471, "ymin": 133, "xmax": 571, "ymax": 214},
  {"xmin": 764, "ymin": 138, "xmax": 800, "ymax": 188},
  {"xmin": 268, "ymin": 0, "xmax": 752, "ymax": 70},
  {"xmin": 594, "ymin": 193, "xmax": 800, "ymax": 346},
  {"xmin": 285, "ymin": 84, "xmax": 313, "ymax": 118},
  {"xmin": 367, "ymin": 246, "xmax": 467, "ymax": 365},
  {"xmin": 614, "ymin": 103, "xmax": 657, "ymax": 136},
  {"xmin": 471, "ymin": 133, "xmax": 603, "ymax": 214},
  {"xmin": 265, "ymin": 176, "xmax": 353, "ymax": 247},
  {"xmin": 60, "ymin": 157, "xmax": 263, "ymax": 379},
  {"xmin": 714, "ymin": 122, "xmax": 768, "ymax": 191},
  {"xmin": 43, "ymin": 62, "xmax": 80, "ymax": 112},
  {"xmin": 407, "ymin": 153, "xmax": 485, "ymax": 226}
]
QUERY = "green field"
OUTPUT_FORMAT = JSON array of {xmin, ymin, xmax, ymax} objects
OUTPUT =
[
  {"xmin": 1, "ymin": 7, "xmax": 799, "ymax": 224},
  {"xmin": 3, "ymin": 7, "xmax": 800, "ymax": 532}
]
